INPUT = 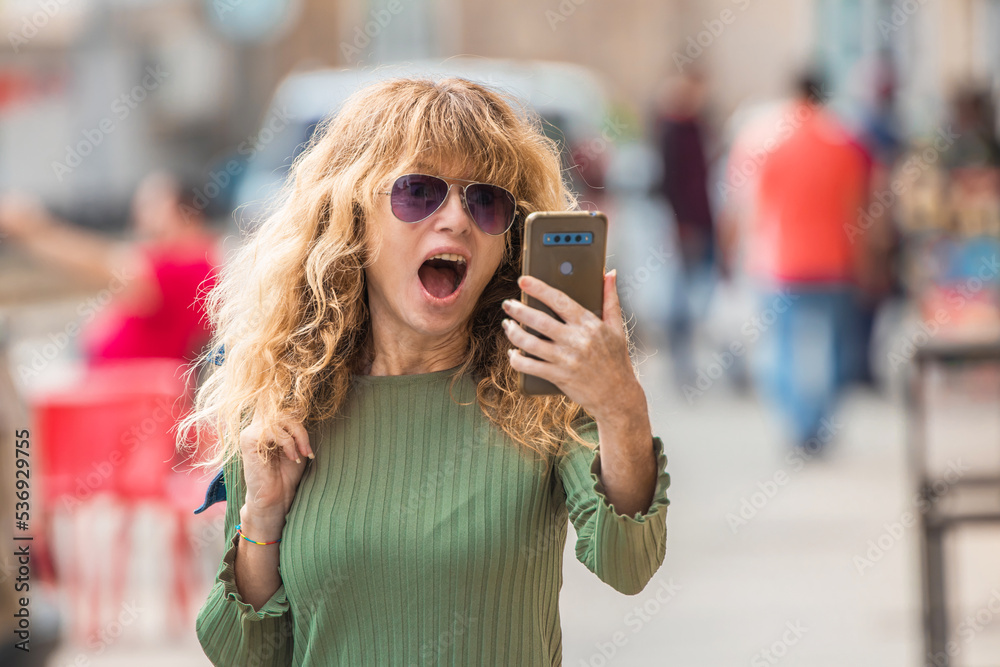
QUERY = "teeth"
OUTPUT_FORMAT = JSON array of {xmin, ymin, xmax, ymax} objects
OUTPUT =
[{"xmin": 428, "ymin": 253, "xmax": 467, "ymax": 264}]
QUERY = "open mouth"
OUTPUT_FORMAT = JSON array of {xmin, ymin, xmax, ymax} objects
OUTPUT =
[{"xmin": 418, "ymin": 254, "xmax": 468, "ymax": 299}]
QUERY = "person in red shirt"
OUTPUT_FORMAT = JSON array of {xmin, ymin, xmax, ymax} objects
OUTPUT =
[
  {"xmin": 739, "ymin": 73, "xmax": 871, "ymax": 454},
  {"xmin": 0, "ymin": 170, "xmax": 220, "ymax": 368}
]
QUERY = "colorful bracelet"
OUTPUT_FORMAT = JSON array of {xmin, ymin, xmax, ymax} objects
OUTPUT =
[{"xmin": 235, "ymin": 523, "xmax": 281, "ymax": 545}]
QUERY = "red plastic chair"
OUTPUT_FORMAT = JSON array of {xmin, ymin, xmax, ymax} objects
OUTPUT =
[{"xmin": 32, "ymin": 357, "xmax": 210, "ymax": 643}]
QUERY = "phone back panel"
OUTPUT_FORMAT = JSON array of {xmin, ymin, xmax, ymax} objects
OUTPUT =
[{"xmin": 518, "ymin": 211, "xmax": 608, "ymax": 395}]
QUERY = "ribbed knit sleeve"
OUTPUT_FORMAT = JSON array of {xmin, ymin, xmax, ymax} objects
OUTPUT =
[
  {"xmin": 195, "ymin": 454, "xmax": 295, "ymax": 667},
  {"xmin": 557, "ymin": 420, "xmax": 670, "ymax": 596}
]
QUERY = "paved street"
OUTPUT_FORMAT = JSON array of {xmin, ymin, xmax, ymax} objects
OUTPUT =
[{"xmin": 562, "ymin": 352, "xmax": 920, "ymax": 667}]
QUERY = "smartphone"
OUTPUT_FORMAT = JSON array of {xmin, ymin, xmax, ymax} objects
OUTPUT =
[{"xmin": 517, "ymin": 210, "xmax": 608, "ymax": 395}]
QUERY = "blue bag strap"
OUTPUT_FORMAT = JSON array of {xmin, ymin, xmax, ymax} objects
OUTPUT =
[
  {"xmin": 193, "ymin": 467, "xmax": 226, "ymax": 514},
  {"xmin": 192, "ymin": 344, "xmax": 227, "ymax": 514}
]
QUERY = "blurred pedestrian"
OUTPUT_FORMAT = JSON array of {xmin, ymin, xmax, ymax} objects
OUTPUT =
[
  {"xmin": 0, "ymin": 171, "xmax": 221, "ymax": 368},
  {"xmin": 945, "ymin": 85, "xmax": 1000, "ymax": 171},
  {"xmin": 653, "ymin": 70, "xmax": 717, "ymax": 385},
  {"xmin": 744, "ymin": 71, "xmax": 871, "ymax": 454},
  {"xmin": 851, "ymin": 49, "xmax": 904, "ymax": 168},
  {"xmin": 848, "ymin": 51, "xmax": 903, "ymax": 387}
]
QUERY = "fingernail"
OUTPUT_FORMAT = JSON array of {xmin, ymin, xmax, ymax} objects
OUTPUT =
[
  {"xmin": 296, "ymin": 457, "xmax": 302, "ymax": 464},
  {"xmin": 308, "ymin": 452, "xmax": 315, "ymax": 459}
]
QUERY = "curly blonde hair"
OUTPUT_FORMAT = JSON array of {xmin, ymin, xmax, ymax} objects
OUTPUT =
[{"xmin": 177, "ymin": 76, "xmax": 610, "ymax": 474}]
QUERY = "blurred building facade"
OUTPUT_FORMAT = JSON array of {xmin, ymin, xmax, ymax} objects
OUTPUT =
[{"xmin": 0, "ymin": 0, "xmax": 998, "ymax": 219}]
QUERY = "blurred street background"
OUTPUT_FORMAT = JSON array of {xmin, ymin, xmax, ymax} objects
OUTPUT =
[{"xmin": 1, "ymin": 0, "xmax": 999, "ymax": 665}]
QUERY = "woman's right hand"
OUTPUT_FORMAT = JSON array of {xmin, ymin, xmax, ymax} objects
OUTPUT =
[{"xmin": 238, "ymin": 412, "xmax": 314, "ymax": 539}]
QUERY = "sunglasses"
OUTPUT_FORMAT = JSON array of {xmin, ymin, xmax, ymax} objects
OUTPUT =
[{"xmin": 378, "ymin": 173, "xmax": 517, "ymax": 236}]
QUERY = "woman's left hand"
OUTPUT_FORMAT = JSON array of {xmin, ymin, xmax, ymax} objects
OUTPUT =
[{"xmin": 501, "ymin": 270, "xmax": 645, "ymax": 423}]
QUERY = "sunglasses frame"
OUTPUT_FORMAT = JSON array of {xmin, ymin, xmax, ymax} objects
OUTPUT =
[{"xmin": 376, "ymin": 173, "xmax": 518, "ymax": 236}]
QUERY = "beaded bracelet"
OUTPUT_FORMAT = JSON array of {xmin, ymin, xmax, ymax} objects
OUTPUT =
[{"xmin": 235, "ymin": 523, "xmax": 281, "ymax": 545}]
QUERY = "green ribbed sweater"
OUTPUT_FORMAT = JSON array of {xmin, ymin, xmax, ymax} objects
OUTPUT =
[{"xmin": 196, "ymin": 366, "xmax": 670, "ymax": 666}]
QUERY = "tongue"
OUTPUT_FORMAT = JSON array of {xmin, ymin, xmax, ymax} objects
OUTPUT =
[{"xmin": 418, "ymin": 262, "xmax": 458, "ymax": 298}]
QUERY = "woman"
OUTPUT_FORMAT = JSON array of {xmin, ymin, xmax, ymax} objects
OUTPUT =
[
  {"xmin": 183, "ymin": 77, "xmax": 670, "ymax": 666},
  {"xmin": 0, "ymin": 171, "xmax": 220, "ymax": 366}
]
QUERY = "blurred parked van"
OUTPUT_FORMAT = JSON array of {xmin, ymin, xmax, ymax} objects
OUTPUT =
[{"xmin": 225, "ymin": 59, "xmax": 613, "ymax": 242}]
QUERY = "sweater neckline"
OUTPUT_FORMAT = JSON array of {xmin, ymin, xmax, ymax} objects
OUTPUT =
[{"xmin": 352, "ymin": 363, "xmax": 465, "ymax": 386}]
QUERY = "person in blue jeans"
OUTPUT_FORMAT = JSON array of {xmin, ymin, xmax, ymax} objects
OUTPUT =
[
  {"xmin": 729, "ymin": 71, "xmax": 871, "ymax": 454},
  {"xmin": 754, "ymin": 285, "xmax": 861, "ymax": 454}
]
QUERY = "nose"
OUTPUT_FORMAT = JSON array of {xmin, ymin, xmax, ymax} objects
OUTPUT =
[{"xmin": 431, "ymin": 184, "xmax": 474, "ymax": 235}]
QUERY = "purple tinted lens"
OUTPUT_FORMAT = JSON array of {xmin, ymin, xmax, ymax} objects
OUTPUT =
[
  {"xmin": 465, "ymin": 183, "xmax": 516, "ymax": 235},
  {"xmin": 390, "ymin": 174, "xmax": 449, "ymax": 223}
]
